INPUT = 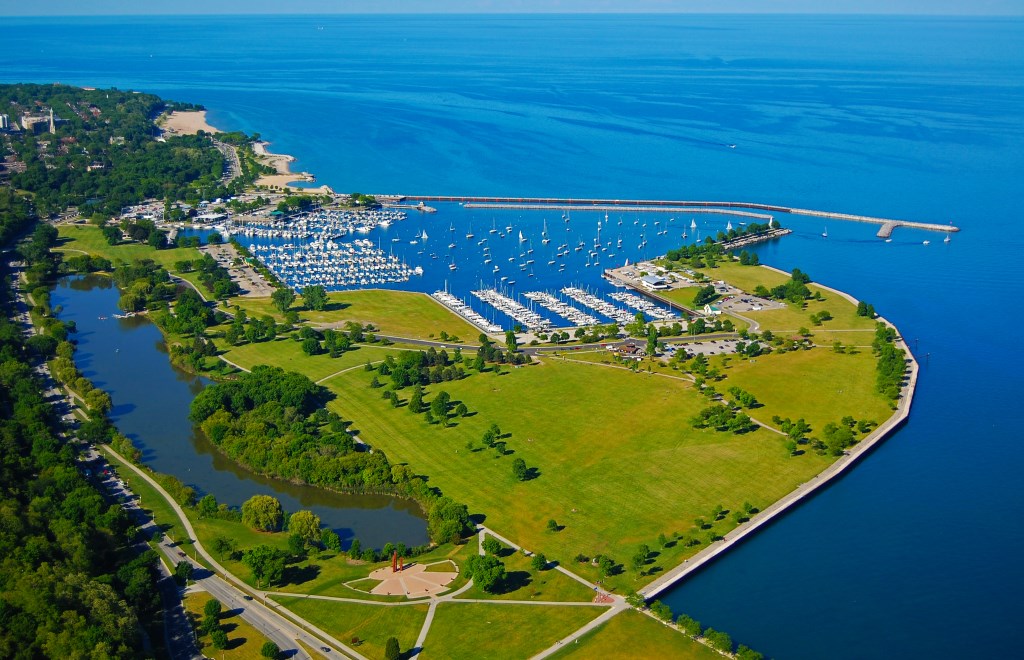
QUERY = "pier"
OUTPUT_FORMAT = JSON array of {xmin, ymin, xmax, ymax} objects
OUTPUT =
[
  {"xmin": 471, "ymin": 288, "xmax": 552, "ymax": 331},
  {"xmin": 560, "ymin": 287, "xmax": 634, "ymax": 325},
  {"xmin": 398, "ymin": 195, "xmax": 959, "ymax": 236},
  {"xmin": 432, "ymin": 290, "xmax": 502, "ymax": 334}
]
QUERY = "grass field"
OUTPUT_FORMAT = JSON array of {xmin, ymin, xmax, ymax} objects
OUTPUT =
[
  {"xmin": 232, "ymin": 289, "xmax": 480, "ymax": 341},
  {"xmin": 454, "ymin": 544, "xmax": 595, "ymax": 602},
  {"xmin": 550, "ymin": 610, "xmax": 720, "ymax": 660},
  {"xmin": 56, "ymin": 224, "xmax": 202, "ymax": 268},
  {"xmin": 711, "ymin": 347, "xmax": 892, "ymax": 433},
  {"xmin": 324, "ymin": 357, "xmax": 833, "ymax": 591},
  {"xmin": 184, "ymin": 591, "xmax": 273, "ymax": 660},
  {"xmin": 423, "ymin": 602, "xmax": 604, "ymax": 659},
  {"xmin": 214, "ymin": 334, "xmax": 399, "ymax": 382},
  {"xmin": 273, "ymin": 597, "xmax": 428, "ymax": 659}
]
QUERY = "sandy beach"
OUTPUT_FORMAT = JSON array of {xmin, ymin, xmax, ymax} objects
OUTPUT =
[
  {"xmin": 253, "ymin": 140, "xmax": 332, "ymax": 194},
  {"xmin": 159, "ymin": 110, "xmax": 221, "ymax": 135}
]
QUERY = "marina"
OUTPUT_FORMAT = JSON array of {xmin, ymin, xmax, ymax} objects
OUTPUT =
[
  {"xmin": 522, "ymin": 291, "xmax": 600, "ymax": 327},
  {"xmin": 608, "ymin": 291, "xmax": 679, "ymax": 320},
  {"xmin": 470, "ymin": 288, "xmax": 553, "ymax": 331},
  {"xmin": 560, "ymin": 286, "xmax": 636, "ymax": 325},
  {"xmin": 431, "ymin": 290, "xmax": 503, "ymax": 334}
]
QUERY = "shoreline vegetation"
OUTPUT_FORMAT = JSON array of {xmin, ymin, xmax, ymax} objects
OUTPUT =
[{"xmin": 1, "ymin": 82, "xmax": 920, "ymax": 659}]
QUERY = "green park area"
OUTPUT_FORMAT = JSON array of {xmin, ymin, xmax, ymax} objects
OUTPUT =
[
  {"xmin": 232, "ymin": 288, "xmax": 480, "ymax": 341},
  {"xmin": 273, "ymin": 597, "xmax": 429, "ymax": 659},
  {"xmin": 315, "ymin": 357, "xmax": 835, "ymax": 592},
  {"xmin": 423, "ymin": 602, "xmax": 604, "ymax": 659},
  {"xmin": 551, "ymin": 609, "xmax": 721, "ymax": 660},
  {"xmin": 55, "ymin": 223, "xmax": 201, "ymax": 268}
]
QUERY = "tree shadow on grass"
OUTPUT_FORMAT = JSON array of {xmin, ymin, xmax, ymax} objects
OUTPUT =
[
  {"xmin": 225, "ymin": 636, "xmax": 247, "ymax": 650},
  {"xmin": 522, "ymin": 467, "xmax": 541, "ymax": 481},
  {"xmin": 497, "ymin": 570, "xmax": 532, "ymax": 594},
  {"xmin": 282, "ymin": 563, "xmax": 320, "ymax": 587}
]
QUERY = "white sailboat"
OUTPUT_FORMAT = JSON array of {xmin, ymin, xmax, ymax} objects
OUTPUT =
[
  {"xmin": 726, "ymin": 220, "xmax": 733, "ymax": 232},
  {"xmin": 421, "ymin": 228, "xmax": 428, "ymax": 241},
  {"xmin": 519, "ymin": 230, "xmax": 527, "ymax": 243},
  {"xmin": 490, "ymin": 219, "xmax": 498, "ymax": 234},
  {"xmin": 466, "ymin": 223, "xmax": 474, "ymax": 239},
  {"xmin": 822, "ymin": 226, "xmax": 828, "ymax": 238},
  {"xmin": 690, "ymin": 218, "xmax": 697, "ymax": 230},
  {"xmin": 542, "ymin": 219, "xmax": 551, "ymax": 244}
]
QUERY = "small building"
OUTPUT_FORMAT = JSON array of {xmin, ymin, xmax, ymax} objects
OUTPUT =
[
  {"xmin": 639, "ymin": 274, "xmax": 669, "ymax": 290},
  {"xmin": 703, "ymin": 304, "xmax": 723, "ymax": 316},
  {"xmin": 617, "ymin": 343, "xmax": 646, "ymax": 359}
]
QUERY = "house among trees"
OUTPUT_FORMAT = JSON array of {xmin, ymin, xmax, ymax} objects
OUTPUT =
[{"xmin": 703, "ymin": 303, "xmax": 723, "ymax": 316}]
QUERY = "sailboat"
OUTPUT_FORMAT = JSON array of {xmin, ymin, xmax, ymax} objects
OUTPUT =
[
  {"xmin": 690, "ymin": 218, "xmax": 697, "ymax": 230},
  {"xmin": 490, "ymin": 219, "xmax": 498, "ymax": 234},
  {"xmin": 541, "ymin": 219, "xmax": 551, "ymax": 244},
  {"xmin": 466, "ymin": 223, "xmax": 474, "ymax": 240},
  {"xmin": 726, "ymin": 220, "xmax": 733, "ymax": 232},
  {"xmin": 822, "ymin": 226, "xmax": 828, "ymax": 238},
  {"xmin": 421, "ymin": 228, "xmax": 429, "ymax": 241},
  {"xmin": 944, "ymin": 223, "xmax": 952, "ymax": 243},
  {"xmin": 519, "ymin": 230, "xmax": 527, "ymax": 243}
]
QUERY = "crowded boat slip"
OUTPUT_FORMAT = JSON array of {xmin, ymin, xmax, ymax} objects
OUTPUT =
[
  {"xmin": 431, "ymin": 290, "xmax": 503, "ymax": 334},
  {"xmin": 559, "ymin": 286, "xmax": 636, "ymax": 325},
  {"xmin": 250, "ymin": 239, "xmax": 420, "ymax": 289},
  {"xmin": 470, "ymin": 288, "xmax": 553, "ymax": 331},
  {"xmin": 522, "ymin": 291, "xmax": 600, "ymax": 327},
  {"xmin": 608, "ymin": 291, "xmax": 680, "ymax": 320}
]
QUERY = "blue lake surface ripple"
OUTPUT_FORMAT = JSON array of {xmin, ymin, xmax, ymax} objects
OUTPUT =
[{"xmin": 3, "ymin": 13, "xmax": 1023, "ymax": 659}]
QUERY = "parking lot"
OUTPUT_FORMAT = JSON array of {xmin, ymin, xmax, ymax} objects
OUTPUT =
[{"xmin": 199, "ymin": 243, "xmax": 275, "ymax": 297}]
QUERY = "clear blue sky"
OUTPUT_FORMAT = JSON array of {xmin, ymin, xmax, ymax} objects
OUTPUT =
[{"xmin": 5, "ymin": 0, "xmax": 1022, "ymax": 16}]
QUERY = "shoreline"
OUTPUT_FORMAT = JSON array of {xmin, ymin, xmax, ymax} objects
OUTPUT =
[{"xmin": 639, "ymin": 265, "xmax": 918, "ymax": 599}]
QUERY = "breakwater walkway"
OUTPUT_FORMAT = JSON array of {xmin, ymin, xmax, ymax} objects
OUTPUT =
[{"xmin": 398, "ymin": 195, "xmax": 959, "ymax": 236}]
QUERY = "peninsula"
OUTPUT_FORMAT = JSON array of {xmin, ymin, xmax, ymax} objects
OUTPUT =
[{"xmin": 2, "ymin": 83, "xmax": 918, "ymax": 660}]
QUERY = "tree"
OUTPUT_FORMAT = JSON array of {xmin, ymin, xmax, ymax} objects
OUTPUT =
[
  {"xmin": 454, "ymin": 402, "xmax": 468, "ymax": 417},
  {"xmin": 467, "ymin": 554, "xmax": 506, "ymax": 593},
  {"xmin": 408, "ymin": 386, "xmax": 424, "ymax": 414},
  {"xmin": 505, "ymin": 329, "xmax": 518, "ymax": 353},
  {"xmin": 646, "ymin": 324, "xmax": 658, "ymax": 357},
  {"xmin": 271, "ymin": 287, "xmax": 295, "ymax": 313},
  {"xmin": 321, "ymin": 528, "xmax": 342, "ymax": 552},
  {"xmin": 547, "ymin": 519, "xmax": 559, "ymax": 532},
  {"xmin": 348, "ymin": 538, "xmax": 362, "ymax": 558},
  {"xmin": 531, "ymin": 553, "xmax": 548, "ymax": 571},
  {"xmin": 288, "ymin": 510, "xmax": 322, "ymax": 548},
  {"xmin": 512, "ymin": 457, "xmax": 528, "ymax": 481},
  {"xmin": 676, "ymin": 614, "xmax": 702, "ymax": 638},
  {"xmin": 242, "ymin": 545, "xmax": 285, "ymax": 587},
  {"xmin": 174, "ymin": 560, "xmax": 193, "ymax": 584},
  {"xmin": 302, "ymin": 284, "xmax": 328, "ymax": 311},
  {"xmin": 597, "ymin": 555, "xmax": 615, "ymax": 578},
  {"xmin": 384, "ymin": 637, "xmax": 401, "ymax": 660},
  {"xmin": 301, "ymin": 337, "xmax": 321, "ymax": 355},
  {"xmin": 482, "ymin": 536, "xmax": 503, "ymax": 556},
  {"xmin": 261, "ymin": 641, "xmax": 281, "ymax": 659},
  {"xmin": 693, "ymin": 284, "xmax": 717, "ymax": 306},
  {"xmin": 430, "ymin": 390, "xmax": 451, "ymax": 422},
  {"xmin": 704, "ymin": 628, "xmax": 734, "ymax": 654},
  {"xmin": 241, "ymin": 494, "xmax": 284, "ymax": 532},
  {"xmin": 737, "ymin": 645, "xmax": 765, "ymax": 660},
  {"xmin": 210, "ymin": 628, "xmax": 229, "ymax": 650},
  {"xmin": 204, "ymin": 598, "xmax": 222, "ymax": 619}
]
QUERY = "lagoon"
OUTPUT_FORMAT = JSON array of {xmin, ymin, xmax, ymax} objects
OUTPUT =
[{"xmin": 50, "ymin": 274, "xmax": 429, "ymax": 549}]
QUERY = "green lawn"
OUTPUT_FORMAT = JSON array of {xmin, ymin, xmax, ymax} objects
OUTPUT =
[
  {"xmin": 232, "ymin": 289, "xmax": 480, "ymax": 341},
  {"xmin": 185, "ymin": 591, "xmax": 273, "ymax": 660},
  {"xmin": 550, "ymin": 610, "xmax": 720, "ymax": 660},
  {"xmin": 214, "ymin": 334, "xmax": 398, "ymax": 382},
  {"xmin": 455, "ymin": 544, "xmax": 595, "ymax": 602},
  {"xmin": 693, "ymin": 260, "xmax": 791, "ymax": 294},
  {"xmin": 711, "ymin": 347, "xmax": 893, "ymax": 434},
  {"xmin": 423, "ymin": 602, "xmax": 604, "ymax": 659},
  {"xmin": 272, "ymin": 597, "xmax": 428, "ymax": 660},
  {"xmin": 56, "ymin": 224, "xmax": 201, "ymax": 268},
  {"xmin": 325, "ymin": 357, "xmax": 833, "ymax": 591}
]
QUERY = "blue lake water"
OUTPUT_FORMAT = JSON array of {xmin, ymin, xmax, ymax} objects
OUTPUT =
[{"xmin": 4, "ymin": 13, "xmax": 1024, "ymax": 658}]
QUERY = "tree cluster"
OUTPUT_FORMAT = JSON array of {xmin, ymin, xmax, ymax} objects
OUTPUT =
[
  {"xmin": 0, "ymin": 293, "xmax": 156, "ymax": 657},
  {"xmin": 690, "ymin": 403, "xmax": 757, "ymax": 434}
]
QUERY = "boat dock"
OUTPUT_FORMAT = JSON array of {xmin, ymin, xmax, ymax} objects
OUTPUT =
[
  {"xmin": 471, "ymin": 288, "xmax": 552, "ymax": 331},
  {"xmin": 523, "ymin": 291, "xmax": 600, "ymax": 327},
  {"xmin": 718, "ymin": 227, "xmax": 792, "ymax": 250},
  {"xmin": 560, "ymin": 287, "xmax": 634, "ymax": 325},
  {"xmin": 608, "ymin": 291, "xmax": 678, "ymax": 320},
  {"xmin": 398, "ymin": 195, "xmax": 959, "ymax": 236},
  {"xmin": 432, "ymin": 290, "xmax": 502, "ymax": 334}
]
